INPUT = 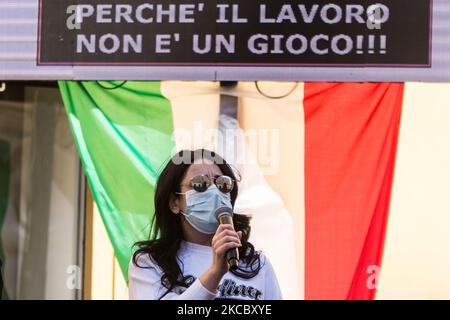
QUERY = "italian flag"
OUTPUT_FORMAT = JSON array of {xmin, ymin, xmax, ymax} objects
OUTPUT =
[{"xmin": 58, "ymin": 81, "xmax": 404, "ymax": 300}]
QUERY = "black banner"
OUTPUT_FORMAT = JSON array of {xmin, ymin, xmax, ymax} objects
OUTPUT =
[{"xmin": 38, "ymin": 0, "xmax": 432, "ymax": 67}]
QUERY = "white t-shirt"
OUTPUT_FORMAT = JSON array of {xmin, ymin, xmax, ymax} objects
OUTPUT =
[{"xmin": 128, "ymin": 240, "xmax": 282, "ymax": 300}]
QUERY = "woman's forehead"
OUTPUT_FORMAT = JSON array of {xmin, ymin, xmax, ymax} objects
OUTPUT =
[{"xmin": 184, "ymin": 161, "xmax": 223, "ymax": 180}]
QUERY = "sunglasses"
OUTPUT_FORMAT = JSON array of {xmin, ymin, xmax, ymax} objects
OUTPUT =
[{"xmin": 181, "ymin": 174, "xmax": 235, "ymax": 194}]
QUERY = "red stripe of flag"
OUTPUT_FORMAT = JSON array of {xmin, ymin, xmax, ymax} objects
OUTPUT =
[{"xmin": 303, "ymin": 82, "xmax": 404, "ymax": 299}]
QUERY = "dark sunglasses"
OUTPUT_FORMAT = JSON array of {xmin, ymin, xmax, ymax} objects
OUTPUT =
[{"xmin": 181, "ymin": 175, "xmax": 235, "ymax": 194}]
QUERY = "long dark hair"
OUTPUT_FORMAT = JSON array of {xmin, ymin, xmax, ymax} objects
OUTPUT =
[{"xmin": 132, "ymin": 149, "xmax": 262, "ymax": 295}]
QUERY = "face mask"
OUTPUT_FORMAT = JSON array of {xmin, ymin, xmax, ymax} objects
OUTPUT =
[{"xmin": 179, "ymin": 185, "xmax": 232, "ymax": 234}]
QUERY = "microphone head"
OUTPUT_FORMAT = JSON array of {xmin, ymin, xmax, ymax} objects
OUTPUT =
[{"xmin": 215, "ymin": 206, "xmax": 233, "ymax": 220}]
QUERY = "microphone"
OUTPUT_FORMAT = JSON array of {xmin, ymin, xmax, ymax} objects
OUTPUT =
[{"xmin": 215, "ymin": 206, "xmax": 239, "ymax": 270}]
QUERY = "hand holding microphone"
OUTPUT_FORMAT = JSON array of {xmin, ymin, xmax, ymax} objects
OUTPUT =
[
  {"xmin": 210, "ymin": 206, "xmax": 242, "ymax": 276},
  {"xmin": 215, "ymin": 206, "xmax": 240, "ymax": 270}
]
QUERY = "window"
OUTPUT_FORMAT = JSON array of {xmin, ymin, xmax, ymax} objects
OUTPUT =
[{"xmin": 0, "ymin": 82, "xmax": 84, "ymax": 300}]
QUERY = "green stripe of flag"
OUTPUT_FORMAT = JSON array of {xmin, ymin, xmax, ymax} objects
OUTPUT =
[{"xmin": 58, "ymin": 81, "xmax": 175, "ymax": 281}]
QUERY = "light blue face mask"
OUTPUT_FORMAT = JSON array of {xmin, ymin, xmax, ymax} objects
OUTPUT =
[{"xmin": 179, "ymin": 185, "xmax": 232, "ymax": 234}]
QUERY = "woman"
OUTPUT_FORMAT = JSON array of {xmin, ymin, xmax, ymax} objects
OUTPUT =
[{"xmin": 128, "ymin": 149, "xmax": 282, "ymax": 300}]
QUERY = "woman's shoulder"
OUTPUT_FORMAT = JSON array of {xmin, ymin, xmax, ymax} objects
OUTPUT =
[
  {"xmin": 128, "ymin": 251, "xmax": 163, "ymax": 275},
  {"xmin": 253, "ymin": 251, "xmax": 283, "ymax": 299},
  {"xmin": 256, "ymin": 251, "xmax": 276, "ymax": 275}
]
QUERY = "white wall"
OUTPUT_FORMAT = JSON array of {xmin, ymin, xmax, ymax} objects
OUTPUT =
[{"xmin": 377, "ymin": 83, "xmax": 450, "ymax": 299}]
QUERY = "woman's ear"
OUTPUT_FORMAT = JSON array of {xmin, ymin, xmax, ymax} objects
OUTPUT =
[{"xmin": 169, "ymin": 193, "xmax": 181, "ymax": 214}]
